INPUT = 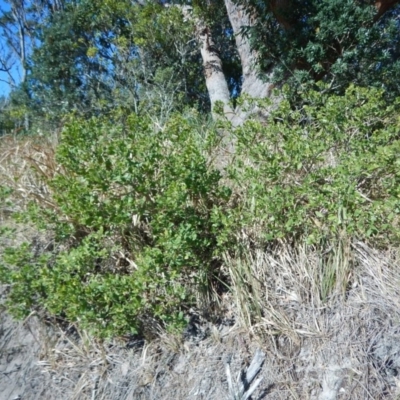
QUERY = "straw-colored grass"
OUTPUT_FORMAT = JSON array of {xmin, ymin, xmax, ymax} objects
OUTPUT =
[
  {"xmin": 0, "ymin": 133, "xmax": 59, "ymax": 219},
  {"xmin": 2, "ymin": 241, "xmax": 400, "ymax": 399}
]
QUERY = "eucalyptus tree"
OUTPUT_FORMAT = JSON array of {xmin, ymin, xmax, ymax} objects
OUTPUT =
[
  {"xmin": 0, "ymin": 0, "xmax": 64, "ymax": 88},
  {"xmin": 3, "ymin": 0, "xmax": 400, "ymax": 125},
  {"xmin": 181, "ymin": 0, "xmax": 400, "ymax": 124}
]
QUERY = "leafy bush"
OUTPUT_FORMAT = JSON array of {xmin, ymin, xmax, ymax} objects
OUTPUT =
[
  {"xmin": 227, "ymin": 85, "xmax": 400, "ymax": 246},
  {"xmin": 0, "ymin": 113, "xmax": 230, "ymax": 337},
  {"xmin": 2, "ymin": 85, "xmax": 400, "ymax": 337}
]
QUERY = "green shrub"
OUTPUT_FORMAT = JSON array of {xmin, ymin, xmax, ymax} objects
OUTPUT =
[
  {"xmin": 2, "ymin": 85, "xmax": 400, "ymax": 337},
  {"xmin": 0, "ymin": 113, "xmax": 231, "ymax": 337},
  {"xmin": 228, "ymin": 85, "xmax": 400, "ymax": 246}
]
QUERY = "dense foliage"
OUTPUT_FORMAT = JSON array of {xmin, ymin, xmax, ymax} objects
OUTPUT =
[
  {"xmin": 246, "ymin": 0, "xmax": 400, "ymax": 96},
  {"xmin": 229, "ymin": 85, "xmax": 400, "ymax": 245},
  {"xmin": 2, "ymin": 86, "xmax": 400, "ymax": 336},
  {"xmin": 2, "ymin": 0, "xmax": 400, "ymax": 127},
  {"xmin": 1, "ymin": 113, "xmax": 231, "ymax": 336}
]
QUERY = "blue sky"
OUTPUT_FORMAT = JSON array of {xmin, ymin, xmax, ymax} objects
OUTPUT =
[{"xmin": 0, "ymin": 0, "xmax": 21, "ymax": 98}]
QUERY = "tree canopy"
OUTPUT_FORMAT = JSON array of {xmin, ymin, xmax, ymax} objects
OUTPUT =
[{"xmin": 0, "ymin": 0, "xmax": 399, "ymax": 128}]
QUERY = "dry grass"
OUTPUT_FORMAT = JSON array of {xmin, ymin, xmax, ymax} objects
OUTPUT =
[
  {"xmin": 222, "ymin": 241, "xmax": 400, "ymax": 399},
  {"xmin": 2, "ymin": 241, "xmax": 400, "ymax": 399},
  {"xmin": 0, "ymin": 133, "xmax": 59, "ymax": 219},
  {"xmin": 224, "ymin": 239, "xmax": 355, "ymax": 333}
]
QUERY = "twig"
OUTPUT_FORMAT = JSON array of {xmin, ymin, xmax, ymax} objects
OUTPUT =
[{"xmin": 225, "ymin": 348, "xmax": 265, "ymax": 400}]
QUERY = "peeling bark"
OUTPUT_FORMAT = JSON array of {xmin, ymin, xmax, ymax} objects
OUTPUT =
[
  {"xmin": 224, "ymin": 0, "xmax": 274, "ymax": 100},
  {"xmin": 180, "ymin": 6, "xmax": 238, "ymax": 124}
]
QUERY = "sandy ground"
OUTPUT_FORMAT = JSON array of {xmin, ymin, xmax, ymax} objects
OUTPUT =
[
  {"xmin": 0, "ymin": 310, "xmax": 50, "ymax": 400},
  {"xmin": 0, "ymin": 306, "xmax": 270, "ymax": 400}
]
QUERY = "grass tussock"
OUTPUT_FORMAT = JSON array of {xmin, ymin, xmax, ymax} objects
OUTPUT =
[{"xmin": 224, "ymin": 239, "xmax": 355, "ymax": 333}]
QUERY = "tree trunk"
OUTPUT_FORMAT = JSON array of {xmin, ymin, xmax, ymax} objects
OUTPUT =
[
  {"xmin": 224, "ymin": 0, "xmax": 274, "ymax": 100},
  {"xmin": 184, "ymin": 1, "xmax": 279, "ymax": 125},
  {"xmin": 203, "ymin": 0, "xmax": 400, "ymax": 123},
  {"xmin": 180, "ymin": 6, "xmax": 239, "ymax": 124},
  {"xmin": 173, "ymin": 1, "xmax": 399, "ymax": 125},
  {"xmin": 197, "ymin": 23, "xmax": 236, "ymax": 121},
  {"xmin": 224, "ymin": 0, "xmax": 282, "ymax": 124}
]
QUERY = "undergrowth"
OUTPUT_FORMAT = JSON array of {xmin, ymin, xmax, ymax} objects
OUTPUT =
[{"xmin": 1, "ymin": 85, "xmax": 400, "ymax": 338}]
